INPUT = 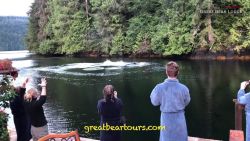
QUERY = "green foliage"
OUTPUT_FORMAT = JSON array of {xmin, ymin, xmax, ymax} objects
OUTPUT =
[
  {"xmin": 27, "ymin": 0, "xmax": 90, "ymax": 55},
  {"xmin": 0, "ymin": 74, "xmax": 17, "ymax": 141},
  {"xmin": 0, "ymin": 112, "xmax": 8, "ymax": 141},
  {"xmin": 230, "ymin": 1, "xmax": 250, "ymax": 52},
  {"xmin": 155, "ymin": 0, "xmax": 195, "ymax": 55},
  {"xmin": 25, "ymin": 0, "xmax": 49, "ymax": 52},
  {"xmin": 125, "ymin": 14, "xmax": 156, "ymax": 54},
  {"xmin": 0, "ymin": 72, "xmax": 16, "ymax": 141},
  {"xmin": 62, "ymin": 12, "xmax": 90, "ymax": 55},
  {"xmin": 38, "ymin": 39, "xmax": 58, "ymax": 55},
  {"xmin": 0, "ymin": 76, "xmax": 15, "ymax": 141},
  {"xmin": 192, "ymin": 0, "xmax": 250, "ymax": 52},
  {"xmin": 26, "ymin": 0, "xmax": 250, "ymax": 57},
  {"xmin": 0, "ymin": 75, "xmax": 15, "ymax": 108},
  {"xmin": 111, "ymin": 30, "xmax": 125, "ymax": 55},
  {"xmin": 90, "ymin": 0, "xmax": 127, "ymax": 54},
  {"xmin": 0, "ymin": 16, "xmax": 28, "ymax": 51}
]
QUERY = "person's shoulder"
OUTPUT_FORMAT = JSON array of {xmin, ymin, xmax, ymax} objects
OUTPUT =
[
  {"xmin": 98, "ymin": 99, "xmax": 105, "ymax": 104},
  {"xmin": 153, "ymin": 81, "xmax": 168, "ymax": 91},
  {"xmin": 156, "ymin": 81, "xmax": 166, "ymax": 88},
  {"xmin": 115, "ymin": 98, "xmax": 123, "ymax": 107},
  {"xmin": 245, "ymin": 93, "xmax": 250, "ymax": 97},
  {"xmin": 116, "ymin": 98, "xmax": 123, "ymax": 103},
  {"xmin": 39, "ymin": 95, "xmax": 47, "ymax": 100},
  {"xmin": 178, "ymin": 82, "xmax": 189, "ymax": 90}
]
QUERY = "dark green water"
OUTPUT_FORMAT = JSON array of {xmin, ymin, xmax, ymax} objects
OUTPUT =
[{"xmin": 7, "ymin": 51, "xmax": 250, "ymax": 141}]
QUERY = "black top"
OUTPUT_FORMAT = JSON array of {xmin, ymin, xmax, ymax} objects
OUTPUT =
[
  {"xmin": 10, "ymin": 88, "xmax": 26, "ymax": 116},
  {"xmin": 97, "ymin": 98, "xmax": 123, "ymax": 122},
  {"xmin": 24, "ymin": 95, "xmax": 47, "ymax": 127}
]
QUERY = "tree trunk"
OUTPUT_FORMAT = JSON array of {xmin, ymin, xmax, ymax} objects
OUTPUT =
[
  {"xmin": 207, "ymin": 0, "xmax": 214, "ymax": 46},
  {"xmin": 207, "ymin": 14, "xmax": 214, "ymax": 45},
  {"xmin": 85, "ymin": 0, "xmax": 88, "ymax": 19}
]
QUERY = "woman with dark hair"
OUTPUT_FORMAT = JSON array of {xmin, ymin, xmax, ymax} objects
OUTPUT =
[
  {"xmin": 97, "ymin": 85, "xmax": 123, "ymax": 141},
  {"xmin": 10, "ymin": 77, "xmax": 32, "ymax": 141}
]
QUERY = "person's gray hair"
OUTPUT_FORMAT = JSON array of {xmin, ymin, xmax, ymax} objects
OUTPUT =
[{"xmin": 24, "ymin": 87, "xmax": 39, "ymax": 102}]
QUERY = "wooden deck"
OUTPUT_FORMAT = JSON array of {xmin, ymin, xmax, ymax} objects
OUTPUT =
[
  {"xmin": 7, "ymin": 108, "xmax": 221, "ymax": 141},
  {"xmin": 9, "ymin": 127, "xmax": 221, "ymax": 141}
]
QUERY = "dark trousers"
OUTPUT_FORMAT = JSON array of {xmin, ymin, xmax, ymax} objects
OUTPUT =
[
  {"xmin": 13, "ymin": 115, "xmax": 32, "ymax": 141},
  {"xmin": 100, "ymin": 130, "xmax": 121, "ymax": 141},
  {"xmin": 100, "ymin": 120, "xmax": 121, "ymax": 141}
]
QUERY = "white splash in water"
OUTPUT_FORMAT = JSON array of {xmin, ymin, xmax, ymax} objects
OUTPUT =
[
  {"xmin": 83, "ymin": 67, "xmax": 105, "ymax": 71},
  {"xmin": 0, "ymin": 50, "xmax": 32, "ymax": 59},
  {"xmin": 12, "ymin": 60, "xmax": 35, "ymax": 69},
  {"xmin": 32, "ymin": 60, "xmax": 151, "ymax": 76}
]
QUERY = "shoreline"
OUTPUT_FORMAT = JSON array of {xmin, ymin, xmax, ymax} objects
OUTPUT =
[
  {"xmin": 2, "ymin": 49, "xmax": 250, "ymax": 61},
  {"xmin": 28, "ymin": 49, "xmax": 250, "ymax": 61}
]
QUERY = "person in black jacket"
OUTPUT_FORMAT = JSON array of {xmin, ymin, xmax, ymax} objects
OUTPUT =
[
  {"xmin": 97, "ymin": 85, "xmax": 123, "ymax": 141},
  {"xmin": 24, "ymin": 78, "xmax": 48, "ymax": 141},
  {"xmin": 10, "ymin": 74, "xmax": 32, "ymax": 141}
]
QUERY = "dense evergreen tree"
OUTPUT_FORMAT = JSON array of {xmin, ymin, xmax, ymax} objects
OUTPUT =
[
  {"xmin": 26, "ymin": 0, "xmax": 250, "ymax": 56},
  {"xmin": 90, "ymin": 0, "xmax": 127, "ymax": 54},
  {"xmin": 0, "ymin": 16, "xmax": 28, "ymax": 51}
]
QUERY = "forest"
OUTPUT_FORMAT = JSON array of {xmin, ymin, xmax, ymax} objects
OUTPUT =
[
  {"xmin": 0, "ymin": 16, "xmax": 28, "ymax": 51},
  {"xmin": 25, "ymin": 0, "xmax": 250, "ymax": 57}
]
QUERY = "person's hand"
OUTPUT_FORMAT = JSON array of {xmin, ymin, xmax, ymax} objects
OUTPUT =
[
  {"xmin": 38, "ymin": 78, "xmax": 47, "ymax": 87},
  {"xmin": 114, "ymin": 91, "xmax": 118, "ymax": 98},
  {"xmin": 21, "ymin": 78, "xmax": 29, "ymax": 88},
  {"xmin": 240, "ymin": 81, "xmax": 249, "ymax": 90}
]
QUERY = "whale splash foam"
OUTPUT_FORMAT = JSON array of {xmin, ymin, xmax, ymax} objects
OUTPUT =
[
  {"xmin": 32, "ymin": 60, "xmax": 151, "ymax": 76},
  {"xmin": 12, "ymin": 60, "xmax": 35, "ymax": 69},
  {"xmin": 0, "ymin": 50, "xmax": 32, "ymax": 60}
]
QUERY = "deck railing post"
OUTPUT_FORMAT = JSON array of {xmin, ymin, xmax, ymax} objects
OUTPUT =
[{"xmin": 233, "ymin": 99, "xmax": 244, "ymax": 130}]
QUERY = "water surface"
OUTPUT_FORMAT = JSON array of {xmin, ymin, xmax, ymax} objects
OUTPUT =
[{"xmin": 4, "ymin": 50, "xmax": 250, "ymax": 141}]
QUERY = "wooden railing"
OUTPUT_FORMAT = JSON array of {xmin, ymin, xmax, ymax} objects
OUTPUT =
[
  {"xmin": 38, "ymin": 130, "xmax": 80, "ymax": 141},
  {"xmin": 229, "ymin": 99, "xmax": 245, "ymax": 141},
  {"xmin": 233, "ymin": 99, "xmax": 245, "ymax": 130}
]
